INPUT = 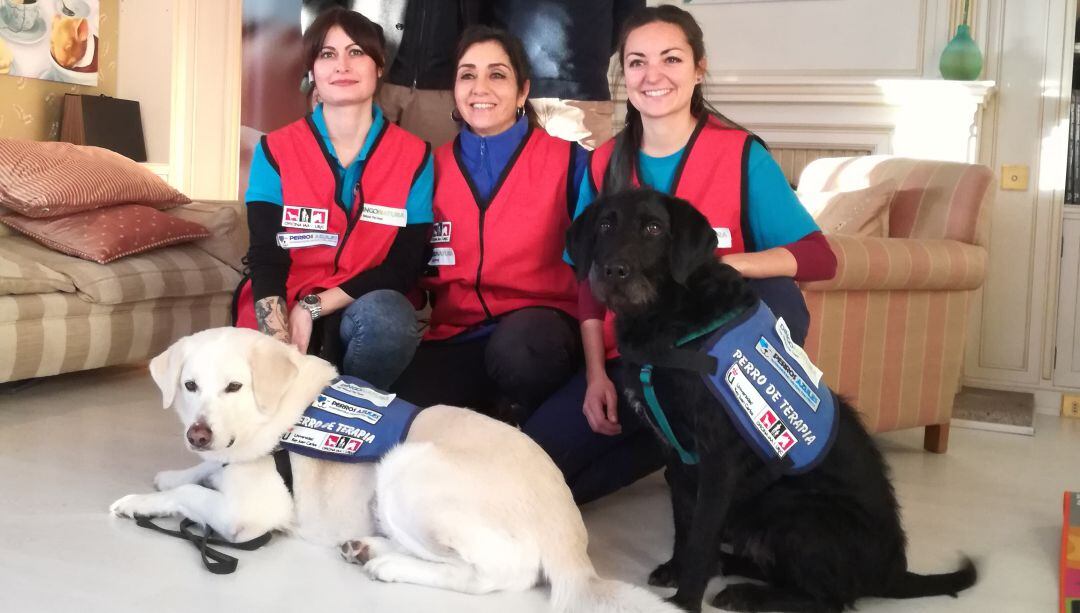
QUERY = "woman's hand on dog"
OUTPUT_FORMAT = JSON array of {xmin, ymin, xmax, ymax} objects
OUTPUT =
[{"xmin": 583, "ymin": 374, "xmax": 621, "ymax": 436}]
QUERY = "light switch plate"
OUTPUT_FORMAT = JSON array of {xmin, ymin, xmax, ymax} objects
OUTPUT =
[{"xmin": 1001, "ymin": 165, "xmax": 1029, "ymax": 190}]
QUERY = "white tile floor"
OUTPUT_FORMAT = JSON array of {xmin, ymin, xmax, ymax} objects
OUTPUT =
[{"xmin": 1, "ymin": 364, "xmax": 1077, "ymax": 613}]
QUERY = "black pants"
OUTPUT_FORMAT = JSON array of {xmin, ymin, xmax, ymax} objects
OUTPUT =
[{"xmin": 391, "ymin": 307, "xmax": 582, "ymax": 422}]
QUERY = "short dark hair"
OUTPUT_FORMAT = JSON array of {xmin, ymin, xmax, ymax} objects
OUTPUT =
[
  {"xmin": 453, "ymin": 25, "xmax": 537, "ymax": 125},
  {"xmin": 302, "ymin": 7, "xmax": 386, "ymax": 77}
]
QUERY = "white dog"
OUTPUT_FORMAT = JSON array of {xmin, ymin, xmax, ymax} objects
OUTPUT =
[{"xmin": 110, "ymin": 327, "xmax": 677, "ymax": 613}]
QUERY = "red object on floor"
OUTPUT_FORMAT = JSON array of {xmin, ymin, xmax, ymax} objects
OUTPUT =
[{"xmin": 1063, "ymin": 491, "xmax": 1080, "ymax": 613}]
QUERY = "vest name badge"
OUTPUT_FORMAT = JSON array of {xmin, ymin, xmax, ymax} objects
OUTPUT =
[
  {"xmin": 276, "ymin": 232, "xmax": 339, "ymax": 249},
  {"xmin": 714, "ymin": 227, "xmax": 733, "ymax": 249},
  {"xmin": 429, "ymin": 247, "xmax": 455, "ymax": 266},
  {"xmin": 360, "ymin": 203, "xmax": 408, "ymax": 227},
  {"xmin": 431, "ymin": 221, "xmax": 452, "ymax": 243},
  {"xmin": 282, "ymin": 205, "xmax": 329, "ymax": 231}
]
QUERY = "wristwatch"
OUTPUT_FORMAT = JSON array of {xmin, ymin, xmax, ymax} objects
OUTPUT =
[{"xmin": 300, "ymin": 294, "xmax": 322, "ymax": 321}]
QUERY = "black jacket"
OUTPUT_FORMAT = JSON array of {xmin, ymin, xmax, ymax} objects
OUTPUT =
[
  {"xmin": 491, "ymin": 0, "xmax": 645, "ymax": 101},
  {"xmin": 384, "ymin": 0, "xmax": 485, "ymax": 91}
]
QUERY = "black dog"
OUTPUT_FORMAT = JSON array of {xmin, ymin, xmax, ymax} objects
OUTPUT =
[{"xmin": 567, "ymin": 189, "xmax": 976, "ymax": 613}]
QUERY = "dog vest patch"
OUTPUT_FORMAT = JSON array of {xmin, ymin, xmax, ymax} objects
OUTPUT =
[
  {"xmin": 699, "ymin": 302, "xmax": 838, "ymax": 475},
  {"xmin": 279, "ymin": 376, "xmax": 420, "ymax": 463}
]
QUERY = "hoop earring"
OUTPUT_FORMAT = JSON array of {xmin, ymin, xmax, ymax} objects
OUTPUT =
[
  {"xmin": 516, "ymin": 106, "xmax": 525, "ymax": 119},
  {"xmin": 450, "ymin": 108, "xmax": 463, "ymax": 122}
]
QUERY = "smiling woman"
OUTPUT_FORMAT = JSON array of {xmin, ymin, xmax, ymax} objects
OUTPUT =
[
  {"xmin": 235, "ymin": 7, "xmax": 435, "ymax": 390},
  {"xmin": 390, "ymin": 26, "xmax": 589, "ymax": 426}
]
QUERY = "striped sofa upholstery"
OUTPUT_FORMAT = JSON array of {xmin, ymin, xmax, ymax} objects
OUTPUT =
[
  {"xmin": 797, "ymin": 156, "xmax": 993, "ymax": 453},
  {"xmin": 0, "ymin": 200, "xmax": 245, "ymax": 384}
]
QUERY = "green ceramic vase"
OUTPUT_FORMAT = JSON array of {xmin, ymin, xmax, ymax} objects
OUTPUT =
[{"xmin": 940, "ymin": 24, "xmax": 983, "ymax": 80}]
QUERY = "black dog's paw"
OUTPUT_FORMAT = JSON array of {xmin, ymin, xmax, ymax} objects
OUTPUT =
[
  {"xmin": 713, "ymin": 584, "xmax": 778, "ymax": 612},
  {"xmin": 664, "ymin": 595, "xmax": 701, "ymax": 613},
  {"xmin": 649, "ymin": 559, "xmax": 680, "ymax": 587}
]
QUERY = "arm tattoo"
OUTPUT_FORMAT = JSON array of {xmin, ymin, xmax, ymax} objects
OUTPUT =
[{"xmin": 254, "ymin": 296, "xmax": 290, "ymax": 343}]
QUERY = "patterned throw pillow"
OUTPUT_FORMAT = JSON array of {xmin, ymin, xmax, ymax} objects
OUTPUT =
[
  {"xmin": 797, "ymin": 181, "xmax": 896, "ymax": 237},
  {"xmin": 0, "ymin": 204, "xmax": 210, "ymax": 264},
  {"xmin": 0, "ymin": 139, "xmax": 190, "ymax": 218}
]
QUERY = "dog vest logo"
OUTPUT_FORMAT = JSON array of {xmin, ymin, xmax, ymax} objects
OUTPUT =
[
  {"xmin": 756, "ymin": 337, "xmax": 820, "ymax": 411},
  {"xmin": 282, "ymin": 206, "xmax": 329, "ymax": 231},
  {"xmin": 431, "ymin": 222, "xmax": 452, "ymax": 243},
  {"xmin": 701, "ymin": 302, "xmax": 838, "ymax": 474},
  {"xmin": 279, "ymin": 375, "xmax": 421, "ymax": 463},
  {"xmin": 276, "ymin": 232, "xmax": 339, "ymax": 249}
]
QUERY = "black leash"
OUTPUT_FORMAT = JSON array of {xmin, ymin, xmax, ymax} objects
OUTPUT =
[{"xmin": 134, "ymin": 516, "xmax": 272, "ymax": 575}]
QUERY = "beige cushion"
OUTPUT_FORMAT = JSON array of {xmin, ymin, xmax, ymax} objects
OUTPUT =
[
  {"xmin": 165, "ymin": 200, "xmax": 246, "ymax": 271},
  {"xmin": 0, "ymin": 237, "xmax": 76, "ymax": 295},
  {"xmin": 797, "ymin": 181, "xmax": 896, "ymax": 237},
  {"xmin": 0, "ymin": 239, "xmax": 240, "ymax": 305},
  {"xmin": 0, "ymin": 139, "xmax": 190, "ymax": 218},
  {"xmin": 0, "ymin": 204, "xmax": 210, "ymax": 265}
]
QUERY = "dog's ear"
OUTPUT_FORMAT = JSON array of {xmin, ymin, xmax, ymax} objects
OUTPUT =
[
  {"xmin": 248, "ymin": 339, "xmax": 301, "ymax": 415},
  {"xmin": 667, "ymin": 196, "xmax": 718, "ymax": 285},
  {"xmin": 149, "ymin": 336, "xmax": 192, "ymax": 409},
  {"xmin": 566, "ymin": 201, "xmax": 603, "ymax": 281}
]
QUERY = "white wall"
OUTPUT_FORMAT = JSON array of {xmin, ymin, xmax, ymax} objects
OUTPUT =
[
  {"xmin": 667, "ymin": 0, "xmax": 1075, "ymax": 409},
  {"xmin": 116, "ymin": 0, "xmax": 173, "ymax": 164}
]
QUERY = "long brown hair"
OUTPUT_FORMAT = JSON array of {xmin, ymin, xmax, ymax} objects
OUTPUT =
[{"xmin": 605, "ymin": 5, "xmax": 746, "ymax": 194}]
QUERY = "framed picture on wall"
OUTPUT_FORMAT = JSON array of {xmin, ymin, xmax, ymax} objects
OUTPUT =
[{"xmin": 0, "ymin": 0, "xmax": 100, "ymax": 86}]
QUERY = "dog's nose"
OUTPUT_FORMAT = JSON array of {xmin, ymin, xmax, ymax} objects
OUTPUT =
[
  {"xmin": 604, "ymin": 262, "xmax": 630, "ymax": 279},
  {"xmin": 186, "ymin": 422, "xmax": 213, "ymax": 449}
]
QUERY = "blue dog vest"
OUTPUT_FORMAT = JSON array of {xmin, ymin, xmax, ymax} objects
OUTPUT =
[
  {"xmin": 279, "ymin": 376, "xmax": 421, "ymax": 463},
  {"xmin": 640, "ymin": 302, "xmax": 838, "ymax": 476}
]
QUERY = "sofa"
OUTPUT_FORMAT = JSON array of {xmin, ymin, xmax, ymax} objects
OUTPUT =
[
  {"xmin": 0, "ymin": 199, "xmax": 246, "ymax": 385},
  {"xmin": 796, "ymin": 156, "xmax": 993, "ymax": 453}
]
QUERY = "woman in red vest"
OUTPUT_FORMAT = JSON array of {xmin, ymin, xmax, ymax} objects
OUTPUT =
[
  {"xmin": 236, "ymin": 8, "xmax": 434, "ymax": 389},
  {"xmin": 390, "ymin": 27, "xmax": 589, "ymax": 424},
  {"xmin": 522, "ymin": 5, "xmax": 838, "ymax": 503}
]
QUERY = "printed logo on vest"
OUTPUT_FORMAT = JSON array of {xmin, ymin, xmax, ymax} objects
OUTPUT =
[
  {"xmin": 724, "ymin": 362, "xmax": 798, "ymax": 458},
  {"xmin": 275, "ymin": 232, "xmax": 339, "ymax": 249},
  {"xmin": 775, "ymin": 318, "xmax": 823, "ymax": 386},
  {"xmin": 756, "ymin": 337, "xmax": 821, "ymax": 411},
  {"xmin": 429, "ymin": 247, "xmax": 455, "ymax": 266},
  {"xmin": 282, "ymin": 206, "xmax": 329, "ymax": 231},
  {"xmin": 714, "ymin": 227, "xmax": 733, "ymax": 249},
  {"xmin": 313, "ymin": 394, "xmax": 384, "ymax": 425},
  {"xmin": 360, "ymin": 203, "xmax": 408, "ymax": 227},
  {"xmin": 330, "ymin": 378, "xmax": 396, "ymax": 408},
  {"xmin": 431, "ymin": 222, "xmax": 452, "ymax": 243}
]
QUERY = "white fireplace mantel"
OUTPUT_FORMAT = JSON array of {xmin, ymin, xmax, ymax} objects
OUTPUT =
[{"xmin": 615, "ymin": 77, "xmax": 997, "ymax": 164}]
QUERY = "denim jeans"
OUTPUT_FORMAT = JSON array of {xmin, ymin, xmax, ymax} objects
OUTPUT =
[{"xmin": 338, "ymin": 290, "xmax": 421, "ymax": 389}]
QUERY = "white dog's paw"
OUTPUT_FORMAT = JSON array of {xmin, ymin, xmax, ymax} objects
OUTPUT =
[
  {"xmin": 340, "ymin": 536, "xmax": 393, "ymax": 565},
  {"xmin": 362, "ymin": 554, "xmax": 410, "ymax": 583},
  {"xmin": 109, "ymin": 493, "xmax": 174, "ymax": 518},
  {"xmin": 153, "ymin": 469, "xmax": 191, "ymax": 491}
]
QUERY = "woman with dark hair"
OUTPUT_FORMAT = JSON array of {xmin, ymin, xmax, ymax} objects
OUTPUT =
[
  {"xmin": 236, "ymin": 7, "xmax": 434, "ymax": 389},
  {"xmin": 522, "ymin": 4, "xmax": 837, "ymax": 504},
  {"xmin": 391, "ymin": 26, "xmax": 589, "ymax": 424}
]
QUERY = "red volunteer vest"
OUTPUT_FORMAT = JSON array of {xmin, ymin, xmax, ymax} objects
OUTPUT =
[
  {"xmin": 422, "ymin": 127, "xmax": 578, "ymax": 341},
  {"xmin": 235, "ymin": 115, "xmax": 429, "ymax": 329},
  {"xmin": 589, "ymin": 115, "xmax": 755, "ymax": 357}
]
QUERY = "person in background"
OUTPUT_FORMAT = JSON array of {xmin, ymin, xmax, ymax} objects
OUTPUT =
[
  {"xmin": 491, "ymin": 0, "xmax": 645, "ymax": 150},
  {"xmin": 348, "ymin": 0, "xmax": 485, "ymax": 148},
  {"xmin": 237, "ymin": 8, "xmax": 434, "ymax": 390}
]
